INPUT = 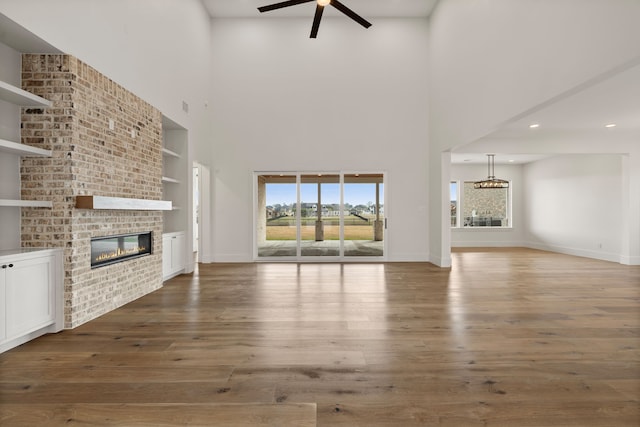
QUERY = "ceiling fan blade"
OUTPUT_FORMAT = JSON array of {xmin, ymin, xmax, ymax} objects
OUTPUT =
[
  {"xmin": 258, "ymin": 0, "xmax": 315, "ymax": 13},
  {"xmin": 331, "ymin": 0, "xmax": 372, "ymax": 29},
  {"xmin": 310, "ymin": 4, "xmax": 325, "ymax": 38}
]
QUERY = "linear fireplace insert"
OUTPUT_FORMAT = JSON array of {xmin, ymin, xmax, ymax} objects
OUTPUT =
[{"xmin": 91, "ymin": 232, "xmax": 152, "ymax": 268}]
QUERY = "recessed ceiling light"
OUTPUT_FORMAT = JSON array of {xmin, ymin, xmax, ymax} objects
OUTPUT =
[
  {"xmin": 508, "ymin": 159, "xmax": 515, "ymax": 163},
  {"xmin": 529, "ymin": 123, "xmax": 540, "ymax": 129},
  {"xmin": 605, "ymin": 123, "xmax": 617, "ymax": 128}
]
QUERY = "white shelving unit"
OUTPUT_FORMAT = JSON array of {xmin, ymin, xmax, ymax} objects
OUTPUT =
[
  {"xmin": 0, "ymin": 199, "xmax": 52, "ymax": 208},
  {"xmin": 0, "ymin": 79, "xmax": 53, "ymax": 212},
  {"xmin": 162, "ymin": 147, "xmax": 180, "ymax": 158},
  {"xmin": 161, "ymin": 118, "xmax": 188, "ymax": 234},
  {"xmin": 161, "ymin": 176, "xmax": 180, "ymax": 184},
  {"xmin": 0, "ymin": 80, "xmax": 52, "ymax": 108},
  {"xmin": 0, "ymin": 20, "xmax": 61, "ymax": 249},
  {"xmin": 161, "ymin": 116, "xmax": 189, "ymax": 280},
  {"xmin": 0, "ymin": 138, "xmax": 52, "ymax": 157}
]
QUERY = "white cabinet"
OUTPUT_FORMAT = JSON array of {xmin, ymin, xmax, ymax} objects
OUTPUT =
[
  {"xmin": 0, "ymin": 248, "xmax": 63, "ymax": 353},
  {"xmin": 162, "ymin": 231, "xmax": 185, "ymax": 280}
]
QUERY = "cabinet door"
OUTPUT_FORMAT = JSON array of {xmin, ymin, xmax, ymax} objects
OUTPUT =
[
  {"xmin": 171, "ymin": 233, "xmax": 185, "ymax": 272},
  {"xmin": 0, "ymin": 270, "xmax": 6, "ymax": 342},
  {"xmin": 162, "ymin": 235, "xmax": 172, "ymax": 277},
  {"xmin": 5, "ymin": 255, "xmax": 55, "ymax": 339}
]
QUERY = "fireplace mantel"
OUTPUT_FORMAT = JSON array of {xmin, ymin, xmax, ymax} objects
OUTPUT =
[{"xmin": 76, "ymin": 195, "xmax": 172, "ymax": 211}]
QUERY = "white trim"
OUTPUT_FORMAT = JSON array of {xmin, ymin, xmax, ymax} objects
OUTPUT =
[
  {"xmin": 429, "ymin": 253, "xmax": 451, "ymax": 268},
  {"xmin": 525, "ymin": 241, "xmax": 623, "ymax": 264},
  {"xmin": 253, "ymin": 170, "xmax": 388, "ymax": 262},
  {"xmin": 620, "ymin": 255, "xmax": 640, "ymax": 266},
  {"xmin": 452, "ymin": 240, "xmax": 526, "ymax": 247}
]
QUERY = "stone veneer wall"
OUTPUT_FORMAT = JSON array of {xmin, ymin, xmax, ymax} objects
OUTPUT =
[
  {"xmin": 462, "ymin": 182, "xmax": 508, "ymax": 219},
  {"xmin": 20, "ymin": 54, "xmax": 164, "ymax": 328}
]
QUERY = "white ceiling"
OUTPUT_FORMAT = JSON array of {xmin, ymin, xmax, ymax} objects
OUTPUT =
[
  {"xmin": 202, "ymin": 0, "xmax": 639, "ymax": 167},
  {"xmin": 202, "ymin": 0, "xmax": 439, "ymax": 18},
  {"xmin": 453, "ymin": 58, "xmax": 640, "ymax": 164}
]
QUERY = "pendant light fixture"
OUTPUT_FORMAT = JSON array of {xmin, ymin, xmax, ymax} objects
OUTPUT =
[{"xmin": 474, "ymin": 154, "xmax": 509, "ymax": 189}]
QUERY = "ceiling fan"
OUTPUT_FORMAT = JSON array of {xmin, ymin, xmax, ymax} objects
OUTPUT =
[{"xmin": 258, "ymin": 0, "xmax": 372, "ymax": 38}]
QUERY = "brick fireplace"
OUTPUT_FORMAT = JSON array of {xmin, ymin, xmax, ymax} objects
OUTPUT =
[{"xmin": 20, "ymin": 54, "xmax": 164, "ymax": 328}]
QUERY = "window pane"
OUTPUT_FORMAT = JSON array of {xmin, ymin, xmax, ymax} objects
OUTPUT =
[
  {"xmin": 450, "ymin": 181, "xmax": 458, "ymax": 227},
  {"xmin": 462, "ymin": 182, "xmax": 509, "ymax": 227},
  {"xmin": 257, "ymin": 174, "xmax": 297, "ymax": 257},
  {"xmin": 300, "ymin": 174, "xmax": 340, "ymax": 257},
  {"xmin": 343, "ymin": 174, "xmax": 384, "ymax": 257}
]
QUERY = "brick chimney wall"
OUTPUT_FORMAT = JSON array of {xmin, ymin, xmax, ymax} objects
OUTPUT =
[{"xmin": 20, "ymin": 54, "xmax": 164, "ymax": 328}]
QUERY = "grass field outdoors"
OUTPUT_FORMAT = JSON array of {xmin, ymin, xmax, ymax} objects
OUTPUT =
[
  {"xmin": 266, "ymin": 215, "xmax": 383, "ymax": 240},
  {"xmin": 266, "ymin": 225, "xmax": 374, "ymax": 240}
]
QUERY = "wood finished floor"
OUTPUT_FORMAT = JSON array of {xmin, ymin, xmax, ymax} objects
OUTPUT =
[{"xmin": 1, "ymin": 248, "xmax": 638, "ymax": 426}]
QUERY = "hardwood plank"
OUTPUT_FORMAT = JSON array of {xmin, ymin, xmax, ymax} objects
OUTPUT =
[
  {"xmin": 0, "ymin": 403, "xmax": 316, "ymax": 427},
  {"xmin": 0, "ymin": 248, "xmax": 638, "ymax": 426}
]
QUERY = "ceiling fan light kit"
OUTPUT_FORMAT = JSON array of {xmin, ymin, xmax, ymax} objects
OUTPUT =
[{"xmin": 258, "ymin": 0, "xmax": 372, "ymax": 38}]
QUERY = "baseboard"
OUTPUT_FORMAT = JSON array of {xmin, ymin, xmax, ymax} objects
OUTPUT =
[
  {"xmin": 452, "ymin": 240, "xmax": 526, "ymax": 248},
  {"xmin": 387, "ymin": 252, "xmax": 430, "ymax": 263},
  {"xmin": 428, "ymin": 253, "xmax": 451, "ymax": 268},
  {"xmin": 197, "ymin": 251, "xmax": 215, "ymax": 263},
  {"xmin": 524, "ymin": 241, "xmax": 623, "ymax": 264},
  {"xmin": 212, "ymin": 254, "xmax": 252, "ymax": 263},
  {"xmin": 0, "ymin": 322, "xmax": 58, "ymax": 353},
  {"xmin": 619, "ymin": 255, "xmax": 640, "ymax": 266}
]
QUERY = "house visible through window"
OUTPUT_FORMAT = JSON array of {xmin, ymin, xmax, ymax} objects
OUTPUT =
[
  {"xmin": 450, "ymin": 180, "xmax": 511, "ymax": 228},
  {"xmin": 462, "ymin": 181, "xmax": 509, "ymax": 227}
]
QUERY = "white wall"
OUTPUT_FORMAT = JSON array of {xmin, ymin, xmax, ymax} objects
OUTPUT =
[
  {"xmin": 0, "ymin": 0, "xmax": 213, "ymax": 266},
  {"xmin": 523, "ymin": 154, "xmax": 624, "ymax": 263},
  {"xmin": 0, "ymin": 0, "xmax": 211, "ymax": 138},
  {"xmin": 451, "ymin": 163, "xmax": 524, "ymax": 247},
  {"xmin": 621, "ymin": 152, "xmax": 640, "ymax": 265},
  {"xmin": 210, "ymin": 18, "xmax": 430, "ymax": 261},
  {"xmin": 428, "ymin": 0, "xmax": 640, "ymax": 266}
]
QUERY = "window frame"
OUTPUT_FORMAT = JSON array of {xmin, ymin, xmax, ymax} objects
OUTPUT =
[{"xmin": 450, "ymin": 179, "xmax": 513, "ymax": 229}]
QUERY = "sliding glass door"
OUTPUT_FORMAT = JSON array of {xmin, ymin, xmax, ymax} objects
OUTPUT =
[
  {"xmin": 300, "ymin": 174, "xmax": 340, "ymax": 257},
  {"xmin": 255, "ymin": 172, "xmax": 385, "ymax": 260},
  {"xmin": 256, "ymin": 174, "xmax": 297, "ymax": 258},
  {"xmin": 343, "ymin": 174, "xmax": 384, "ymax": 257}
]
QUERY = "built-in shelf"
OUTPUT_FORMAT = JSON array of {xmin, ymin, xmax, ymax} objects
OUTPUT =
[
  {"xmin": 0, "ymin": 199, "xmax": 52, "ymax": 208},
  {"xmin": 162, "ymin": 147, "xmax": 180, "ymax": 158},
  {"xmin": 75, "ymin": 195, "xmax": 172, "ymax": 211},
  {"xmin": 0, "ymin": 138, "xmax": 51, "ymax": 157},
  {"xmin": 0, "ymin": 80, "xmax": 52, "ymax": 107},
  {"xmin": 162, "ymin": 176, "xmax": 180, "ymax": 184}
]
